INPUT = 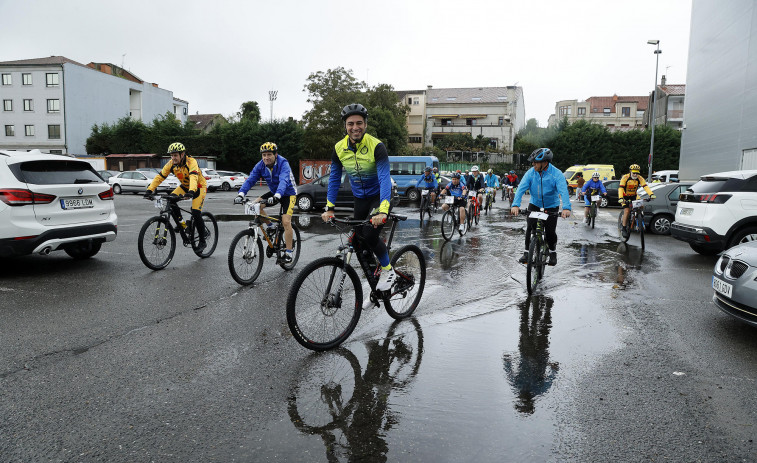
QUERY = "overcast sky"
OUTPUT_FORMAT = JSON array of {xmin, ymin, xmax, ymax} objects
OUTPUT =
[{"xmin": 1, "ymin": 0, "xmax": 692, "ymax": 127}]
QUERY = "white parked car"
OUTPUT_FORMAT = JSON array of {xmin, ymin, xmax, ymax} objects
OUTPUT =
[
  {"xmin": 109, "ymin": 171, "xmax": 179, "ymax": 195},
  {"xmin": 215, "ymin": 170, "xmax": 246, "ymax": 191},
  {"xmin": 201, "ymin": 168, "xmax": 222, "ymax": 192},
  {"xmin": 671, "ymin": 169, "xmax": 757, "ymax": 255},
  {"xmin": 0, "ymin": 149, "xmax": 117, "ymax": 259}
]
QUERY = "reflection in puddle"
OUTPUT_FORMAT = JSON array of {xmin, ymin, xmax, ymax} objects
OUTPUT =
[
  {"xmin": 288, "ymin": 319, "xmax": 423, "ymax": 462},
  {"xmin": 503, "ymin": 295, "xmax": 558, "ymax": 415},
  {"xmin": 571, "ymin": 242, "xmax": 657, "ymax": 289}
]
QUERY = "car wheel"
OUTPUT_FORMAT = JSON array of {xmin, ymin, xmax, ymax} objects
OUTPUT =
[
  {"xmin": 297, "ymin": 194, "xmax": 313, "ymax": 212},
  {"xmin": 689, "ymin": 243, "xmax": 720, "ymax": 255},
  {"xmin": 112, "ymin": 184, "xmax": 122, "ymax": 194},
  {"xmin": 650, "ymin": 214, "xmax": 673, "ymax": 235},
  {"xmin": 407, "ymin": 188, "xmax": 420, "ymax": 202},
  {"xmin": 221, "ymin": 182, "xmax": 231, "ymax": 191},
  {"xmin": 728, "ymin": 225, "xmax": 757, "ymax": 249},
  {"xmin": 599, "ymin": 196, "xmax": 609, "ymax": 208}
]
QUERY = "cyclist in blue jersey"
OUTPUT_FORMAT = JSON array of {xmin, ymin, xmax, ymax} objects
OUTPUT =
[
  {"xmin": 416, "ymin": 166, "xmax": 438, "ymax": 205},
  {"xmin": 511, "ymin": 148, "xmax": 572, "ymax": 266},
  {"xmin": 581, "ymin": 171, "xmax": 608, "ymax": 224},
  {"xmin": 321, "ymin": 103, "xmax": 396, "ymax": 291},
  {"xmin": 484, "ymin": 168, "xmax": 500, "ymax": 203},
  {"xmin": 440, "ymin": 172, "xmax": 468, "ymax": 233},
  {"xmin": 235, "ymin": 142, "xmax": 298, "ymax": 263}
]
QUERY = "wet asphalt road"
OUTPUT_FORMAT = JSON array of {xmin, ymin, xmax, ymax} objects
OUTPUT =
[{"xmin": 2, "ymin": 189, "xmax": 757, "ymax": 462}]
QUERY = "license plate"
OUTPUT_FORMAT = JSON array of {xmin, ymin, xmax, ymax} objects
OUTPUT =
[
  {"xmin": 591, "ymin": 195, "xmax": 600, "ymax": 201},
  {"xmin": 530, "ymin": 211, "xmax": 549, "ymax": 220},
  {"xmin": 421, "ymin": 189, "xmax": 429, "ymax": 196},
  {"xmin": 679, "ymin": 207, "xmax": 693, "ymax": 216},
  {"xmin": 444, "ymin": 196, "xmax": 455, "ymax": 204},
  {"xmin": 712, "ymin": 276, "xmax": 733, "ymax": 298},
  {"xmin": 60, "ymin": 197, "xmax": 94, "ymax": 209}
]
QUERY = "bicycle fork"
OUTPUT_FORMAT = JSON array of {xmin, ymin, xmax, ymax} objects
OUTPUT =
[{"xmin": 324, "ymin": 248, "xmax": 353, "ymax": 310}]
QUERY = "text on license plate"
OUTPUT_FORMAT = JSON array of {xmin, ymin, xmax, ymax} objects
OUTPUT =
[
  {"xmin": 679, "ymin": 207, "xmax": 694, "ymax": 216},
  {"xmin": 712, "ymin": 276, "xmax": 733, "ymax": 298},
  {"xmin": 60, "ymin": 197, "xmax": 94, "ymax": 209}
]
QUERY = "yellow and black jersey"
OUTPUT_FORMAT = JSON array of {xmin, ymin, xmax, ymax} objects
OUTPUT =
[
  {"xmin": 618, "ymin": 173, "xmax": 653, "ymax": 198},
  {"xmin": 148, "ymin": 156, "xmax": 207, "ymax": 192}
]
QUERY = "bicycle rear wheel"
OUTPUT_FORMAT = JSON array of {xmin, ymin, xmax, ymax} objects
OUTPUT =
[
  {"xmin": 441, "ymin": 210, "xmax": 455, "ymax": 241},
  {"xmin": 138, "ymin": 216, "xmax": 176, "ymax": 270},
  {"xmin": 228, "ymin": 229, "xmax": 264, "ymax": 285},
  {"xmin": 526, "ymin": 238, "xmax": 541, "ymax": 294},
  {"xmin": 279, "ymin": 223, "xmax": 302, "ymax": 270},
  {"xmin": 384, "ymin": 245, "xmax": 426, "ymax": 319},
  {"xmin": 286, "ymin": 257, "xmax": 363, "ymax": 351},
  {"xmin": 192, "ymin": 212, "xmax": 218, "ymax": 257}
]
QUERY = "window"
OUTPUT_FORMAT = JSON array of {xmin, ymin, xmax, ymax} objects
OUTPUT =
[
  {"xmin": 441, "ymin": 118, "xmax": 451, "ymax": 126},
  {"xmin": 577, "ymin": 107, "xmax": 586, "ymax": 116},
  {"xmin": 390, "ymin": 162, "xmax": 427, "ymax": 175},
  {"xmin": 49, "ymin": 150, "xmax": 63, "ymax": 154},
  {"xmin": 471, "ymin": 97, "xmax": 482, "ymax": 101},
  {"xmin": 489, "ymin": 139, "xmax": 498, "ymax": 149},
  {"xmin": 22, "ymin": 73, "xmax": 32, "ymax": 85},
  {"xmin": 25, "ymin": 125, "xmax": 34, "ymax": 136},
  {"xmin": 408, "ymin": 136, "xmax": 423, "ymax": 144},
  {"xmin": 407, "ymin": 97, "xmax": 412, "ymax": 105},
  {"xmin": 46, "ymin": 73, "xmax": 59, "ymax": 87},
  {"xmin": 3, "ymin": 99, "xmax": 12, "ymax": 111},
  {"xmin": 47, "ymin": 99, "xmax": 60, "ymax": 113},
  {"xmin": 621, "ymin": 107, "xmax": 631, "ymax": 117},
  {"xmin": 413, "ymin": 97, "xmax": 419, "ymax": 105},
  {"xmin": 5, "ymin": 125, "xmax": 15, "ymax": 136},
  {"xmin": 603, "ymin": 108, "xmax": 611, "ymax": 115},
  {"xmin": 23, "ymin": 99, "xmax": 33, "ymax": 111},
  {"xmin": 183, "ymin": 107, "xmax": 187, "ymax": 115},
  {"xmin": 466, "ymin": 118, "xmax": 477, "ymax": 126},
  {"xmin": 446, "ymin": 97, "xmax": 456, "ymax": 101},
  {"xmin": 559, "ymin": 105, "xmax": 572, "ymax": 116},
  {"xmin": 497, "ymin": 96, "xmax": 507, "ymax": 101},
  {"xmin": 498, "ymin": 116, "xmax": 504, "ymax": 126},
  {"xmin": 2, "ymin": 73, "xmax": 11, "ymax": 85},
  {"xmin": 48, "ymin": 125, "xmax": 61, "ymax": 139}
]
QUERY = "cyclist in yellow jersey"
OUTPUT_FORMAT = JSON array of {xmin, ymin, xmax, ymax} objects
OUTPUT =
[
  {"xmin": 618, "ymin": 163, "xmax": 655, "ymax": 238},
  {"xmin": 145, "ymin": 142, "xmax": 209, "ymax": 251}
]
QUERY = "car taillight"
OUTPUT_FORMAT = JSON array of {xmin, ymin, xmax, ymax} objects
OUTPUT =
[
  {"xmin": 98, "ymin": 188, "xmax": 114, "ymax": 200},
  {"xmin": 230, "ymin": 177, "xmax": 236, "ymax": 181},
  {"xmin": 698, "ymin": 194, "xmax": 732, "ymax": 204},
  {"xmin": 204, "ymin": 176, "xmax": 211, "ymax": 180},
  {"xmin": 0, "ymin": 189, "xmax": 56, "ymax": 206}
]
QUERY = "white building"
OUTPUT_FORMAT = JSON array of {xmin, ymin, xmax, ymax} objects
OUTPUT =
[{"xmin": 0, "ymin": 56, "xmax": 188, "ymax": 155}]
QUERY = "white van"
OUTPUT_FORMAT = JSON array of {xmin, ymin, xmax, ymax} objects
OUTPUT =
[{"xmin": 651, "ymin": 170, "xmax": 679, "ymax": 183}]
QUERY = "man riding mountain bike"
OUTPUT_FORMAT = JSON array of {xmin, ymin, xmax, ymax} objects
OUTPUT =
[
  {"xmin": 618, "ymin": 164, "xmax": 656, "ymax": 238},
  {"xmin": 145, "ymin": 142, "xmax": 209, "ymax": 252},
  {"xmin": 510, "ymin": 148, "xmax": 572, "ymax": 266},
  {"xmin": 581, "ymin": 171, "xmax": 608, "ymax": 223},
  {"xmin": 416, "ymin": 166, "xmax": 438, "ymax": 207}
]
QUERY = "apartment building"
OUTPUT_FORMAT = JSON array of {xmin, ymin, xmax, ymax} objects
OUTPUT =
[
  {"xmin": 548, "ymin": 94, "xmax": 647, "ymax": 131},
  {"xmin": 0, "ymin": 56, "xmax": 188, "ymax": 155},
  {"xmin": 397, "ymin": 85, "xmax": 525, "ymax": 151},
  {"xmin": 644, "ymin": 75, "xmax": 686, "ymax": 130}
]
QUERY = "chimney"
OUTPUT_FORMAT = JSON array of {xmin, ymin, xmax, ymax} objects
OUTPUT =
[
  {"xmin": 427, "ymin": 85, "xmax": 433, "ymax": 90},
  {"xmin": 661, "ymin": 75, "xmax": 666, "ymax": 86}
]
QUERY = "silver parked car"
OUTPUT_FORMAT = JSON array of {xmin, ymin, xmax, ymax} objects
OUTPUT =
[
  {"xmin": 108, "ymin": 170, "xmax": 179, "ymax": 194},
  {"xmin": 712, "ymin": 241, "xmax": 757, "ymax": 327}
]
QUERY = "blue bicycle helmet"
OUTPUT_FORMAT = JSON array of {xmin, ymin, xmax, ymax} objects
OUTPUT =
[
  {"xmin": 528, "ymin": 148, "xmax": 553, "ymax": 163},
  {"xmin": 509, "ymin": 170, "xmax": 515, "ymax": 174},
  {"xmin": 452, "ymin": 172, "xmax": 461, "ymax": 179}
]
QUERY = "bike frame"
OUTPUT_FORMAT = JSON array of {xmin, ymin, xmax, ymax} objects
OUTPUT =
[
  {"xmin": 242, "ymin": 200, "xmax": 287, "ymax": 258},
  {"xmin": 152, "ymin": 195, "xmax": 194, "ymax": 244}
]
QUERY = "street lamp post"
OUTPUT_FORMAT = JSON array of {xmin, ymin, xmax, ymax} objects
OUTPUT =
[
  {"xmin": 269, "ymin": 90, "xmax": 278, "ymax": 121},
  {"xmin": 647, "ymin": 40, "xmax": 661, "ymax": 182}
]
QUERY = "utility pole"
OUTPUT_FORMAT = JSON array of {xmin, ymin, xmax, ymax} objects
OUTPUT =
[{"xmin": 269, "ymin": 90, "xmax": 278, "ymax": 121}]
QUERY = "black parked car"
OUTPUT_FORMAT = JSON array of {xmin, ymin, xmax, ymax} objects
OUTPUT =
[{"xmin": 296, "ymin": 174, "xmax": 398, "ymax": 212}]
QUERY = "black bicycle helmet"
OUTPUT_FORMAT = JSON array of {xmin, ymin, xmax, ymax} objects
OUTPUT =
[
  {"xmin": 341, "ymin": 103, "xmax": 368, "ymax": 121},
  {"xmin": 528, "ymin": 148, "xmax": 553, "ymax": 163}
]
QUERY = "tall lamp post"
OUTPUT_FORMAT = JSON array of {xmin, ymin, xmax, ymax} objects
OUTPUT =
[
  {"xmin": 647, "ymin": 40, "xmax": 661, "ymax": 182},
  {"xmin": 269, "ymin": 90, "xmax": 278, "ymax": 121}
]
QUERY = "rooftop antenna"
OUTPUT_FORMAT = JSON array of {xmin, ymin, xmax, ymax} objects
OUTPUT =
[{"xmin": 121, "ymin": 53, "xmax": 126, "ymax": 69}]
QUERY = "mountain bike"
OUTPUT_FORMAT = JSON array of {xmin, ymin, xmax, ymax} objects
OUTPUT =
[
  {"xmin": 418, "ymin": 188, "xmax": 436, "ymax": 222},
  {"xmin": 503, "ymin": 185, "xmax": 516, "ymax": 206},
  {"xmin": 523, "ymin": 209, "xmax": 559, "ymax": 294},
  {"xmin": 137, "ymin": 194, "xmax": 218, "ymax": 270},
  {"xmin": 483, "ymin": 187, "xmax": 495, "ymax": 215},
  {"xmin": 286, "ymin": 213, "xmax": 426, "ymax": 351},
  {"xmin": 466, "ymin": 190, "xmax": 482, "ymax": 228},
  {"xmin": 227, "ymin": 199, "xmax": 301, "ymax": 285},
  {"xmin": 585, "ymin": 189, "xmax": 604, "ymax": 229},
  {"xmin": 440, "ymin": 196, "xmax": 468, "ymax": 241},
  {"xmin": 618, "ymin": 198, "xmax": 651, "ymax": 250}
]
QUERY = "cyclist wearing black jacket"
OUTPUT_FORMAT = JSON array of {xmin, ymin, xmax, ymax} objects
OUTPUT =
[{"xmin": 466, "ymin": 165, "xmax": 486, "ymax": 206}]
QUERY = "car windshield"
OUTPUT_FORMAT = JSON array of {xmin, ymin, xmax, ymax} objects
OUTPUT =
[
  {"xmin": 563, "ymin": 172, "xmax": 574, "ymax": 180},
  {"xmin": 688, "ymin": 179, "xmax": 733, "ymax": 194},
  {"xmin": 205, "ymin": 169, "xmax": 218, "ymax": 176}
]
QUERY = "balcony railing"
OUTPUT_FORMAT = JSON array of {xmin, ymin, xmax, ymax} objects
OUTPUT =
[{"xmin": 432, "ymin": 122, "xmax": 507, "ymax": 127}]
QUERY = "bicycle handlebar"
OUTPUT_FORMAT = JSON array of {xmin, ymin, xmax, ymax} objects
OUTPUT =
[{"xmin": 328, "ymin": 212, "xmax": 407, "ymax": 227}]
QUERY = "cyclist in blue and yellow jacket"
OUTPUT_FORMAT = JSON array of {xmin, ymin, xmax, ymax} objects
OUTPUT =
[
  {"xmin": 235, "ymin": 142, "xmax": 298, "ymax": 263},
  {"xmin": 321, "ymin": 103, "xmax": 396, "ymax": 292},
  {"xmin": 511, "ymin": 148, "xmax": 572, "ymax": 266},
  {"xmin": 416, "ymin": 166, "xmax": 438, "ymax": 205},
  {"xmin": 440, "ymin": 172, "xmax": 468, "ymax": 233}
]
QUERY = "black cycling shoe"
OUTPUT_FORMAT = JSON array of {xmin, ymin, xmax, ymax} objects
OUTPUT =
[
  {"xmin": 283, "ymin": 253, "xmax": 293, "ymax": 264},
  {"xmin": 518, "ymin": 252, "xmax": 528, "ymax": 264},
  {"xmin": 195, "ymin": 240, "xmax": 207, "ymax": 253},
  {"xmin": 548, "ymin": 252, "xmax": 557, "ymax": 266}
]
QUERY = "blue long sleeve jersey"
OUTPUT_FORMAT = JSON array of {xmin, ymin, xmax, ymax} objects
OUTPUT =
[
  {"xmin": 581, "ymin": 179, "xmax": 607, "ymax": 195},
  {"xmin": 327, "ymin": 134, "xmax": 392, "ymax": 214},
  {"xmin": 484, "ymin": 173, "xmax": 500, "ymax": 188},
  {"xmin": 416, "ymin": 174, "xmax": 438, "ymax": 189},
  {"xmin": 512, "ymin": 163, "xmax": 572, "ymax": 210},
  {"xmin": 238, "ymin": 154, "xmax": 298, "ymax": 197}
]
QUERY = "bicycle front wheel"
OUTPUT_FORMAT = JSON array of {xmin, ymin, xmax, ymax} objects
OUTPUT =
[
  {"xmin": 638, "ymin": 213, "xmax": 645, "ymax": 250},
  {"xmin": 279, "ymin": 224, "xmax": 302, "ymax": 270},
  {"xmin": 286, "ymin": 257, "xmax": 363, "ymax": 351},
  {"xmin": 526, "ymin": 238, "xmax": 541, "ymax": 294},
  {"xmin": 618, "ymin": 211, "xmax": 630, "ymax": 243},
  {"xmin": 591, "ymin": 203, "xmax": 597, "ymax": 229},
  {"xmin": 192, "ymin": 212, "xmax": 219, "ymax": 258},
  {"xmin": 419, "ymin": 197, "xmax": 427, "ymax": 222},
  {"xmin": 441, "ymin": 210, "xmax": 456, "ymax": 241},
  {"xmin": 138, "ymin": 216, "xmax": 176, "ymax": 270},
  {"xmin": 228, "ymin": 229, "xmax": 264, "ymax": 285},
  {"xmin": 385, "ymin": 245, "xmax": 426, "ymax": 319},
  {"xmin": 474, "ymin": 204, "xmax": 480, "ymax": 225}
]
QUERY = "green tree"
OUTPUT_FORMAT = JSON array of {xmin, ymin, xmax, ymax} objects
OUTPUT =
[{"xmin": 239, "ymin": 101, "xmax": 261, "ymax": 123}]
